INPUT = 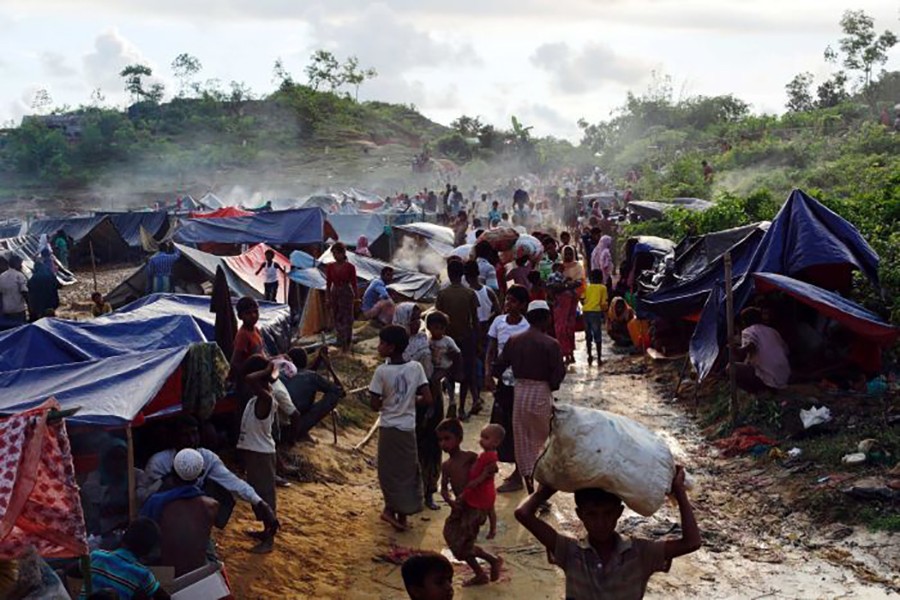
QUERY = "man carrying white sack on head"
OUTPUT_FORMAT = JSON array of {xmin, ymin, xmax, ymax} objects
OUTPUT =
[{"xmin": 515, "ymin": 405, "xmax": 702, "ymax": 599}]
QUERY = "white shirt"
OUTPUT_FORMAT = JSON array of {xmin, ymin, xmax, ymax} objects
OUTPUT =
[
  {"xmin": 0, "ymin": 269, "xmax": 28, "ymax": 314},
  {"xmin": 430, "ymin": 335, "xmax": 461, "ymax": 370},
  {"xmin": 263, "ymin": 262, "xmax": 279, "ymax": 284},
  {"xmin": 237, "ymin": 396, "xmax": 276, "ymax": 453},
  {"xmin": 466, "ymin": 230, "xmax": 478, "ymax": 245},
  {"xmin": 489, "ymin": 315, "xmax": 530, "ymax": 386},
  {"xmin": 474, "ymin": 286, "xmax": 493, "ymax": 323},
  {"xmin": 144, "ymin": 447, "xmax": 262, "ymax": 505},
  {"xmin": 369, "ymin": 361, "xmax": 429, "ymax": 431}
]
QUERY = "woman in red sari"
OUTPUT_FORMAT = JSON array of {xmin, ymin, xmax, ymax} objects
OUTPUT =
[{"xmin": 325, "ymin": 243, "xmax": 358, "ymax": 352}]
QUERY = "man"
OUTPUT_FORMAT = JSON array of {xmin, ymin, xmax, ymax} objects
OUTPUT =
[
  {"xmin": 493, "ymin": 300, "xmax": 565, "ymax": 494},
  {"xmin": 435, "ymin": 260, "xmax": 479, "ymax": 420},
  {"xmin": 281, "ymin": 347, "xmax": 345, "ymax": 443},
  {"xmin": 734, "ymin": 307, "xmax": 791, "ymax": 392},
  {"xmin": 487, "ymin": 200, "xmax": 502, "ymax": 226},
  {"xmin": 450, "ymin": 185, "xmax": 463, "ymax": 216},
  {"xmin": 361, "ymin": 266, "xmax": 396, "ymax": 325},
  {"xmin": 702, "ymin": 160, "xmax": 714, "ymax": 183},
  {"xmin": 146, "ymin": 242, "xmax": 181, "ymax": 294},
  {"xmin": 143, "ymin": 415, "xmax": 277, "ymax": 532},
  {"xmin": 0, "ymin": 255, "xmax": 29, "ymax": 323}
]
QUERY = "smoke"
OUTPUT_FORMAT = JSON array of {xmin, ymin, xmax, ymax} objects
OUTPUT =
[{"xmin": 391, "ymin": 236, "xmax": 446, "ymax": 282}]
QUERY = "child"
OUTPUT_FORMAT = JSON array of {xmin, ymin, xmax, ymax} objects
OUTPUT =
[
  {"xmin": 80, "ymin": 518, "xmax": 169, "ymax": 600},
  {"xmin": 369, "ymin": 325, "xmax": 432, "ymax": 531},
  {"xmin": 514, "ymin": 468, "xmax": 701, "ymax": 599},
  {"xmin": 401, "ymin": 552, "xmax": 454, "ymax": 600},
  {"xmin": 464, "ymin": 423, "xmax": 505, "ymax": 540},
  {"xmin": 90, "ymin": 292, "xmax": 112, "ymax": 317},
  {"xmin": 438, "ymin": 419, "xmax": 502, "ymax": 587},
  {"xmin": 583, "ymin": 269, "xmax": 609, "ymax": 366},
  {"xmin": 526, "ymin": 270, "xmax": 547, "ymax": 301},
  {"xmin": 236, "ymin": 354, "xmax": 281, "ymax": 553},
  {"xmin": 425, "ymin": 311, "xmax": 461, "ymax": 419},
  {"xmin": 254, "ymin": 249, "xmax": 285, "ymax": 302},
  {"xmin": 463, "ymin": 260, "xmax": 499, "ymax": 417}
]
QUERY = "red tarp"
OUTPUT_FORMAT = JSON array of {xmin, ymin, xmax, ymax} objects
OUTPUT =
[
  {"xmin": 224, "ymin": 244, "xmax": 291, "ymax": 303},
  {"xmin": 189, "ymin": 207, "xmax": 253, "ymax": 219},
  {"xmin": 0, "ymin": 400, "xmax": 89, "ymax": 559}
]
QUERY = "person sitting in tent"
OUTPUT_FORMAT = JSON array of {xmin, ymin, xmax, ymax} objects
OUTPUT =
[
  {"xmin": 140, "ymin": 448, "xmax": 218, "ymax": 577},
  {"xmin": 362, "ymin": 266, "xmax": 397, "ymax": 326},
  {"xmin": 281, "ymin": 347, "xmax": 345, "ymax": 443},
  {"xmin": 91, "ymin": 291, "xmax": 113, "ymax": 317},
  {"xmin": 145, "ymin": 242, "xmax": 181, "ymax": 294},
  {"xmin": 142, "ymin": 415, "xmax": 277, "ymax": 537},
  {"xmin": 355, "ymin": 235, "xmax": 372, "ymax": 258},
  {"xmin": 734, "ymin": 307, "xmax": 791, "ymax": 393},
  {"xmin": 606, "ymin": 297, "xmax": 634, "ymax": 347},
  {"xmin": 79, "ymin": 518, "xmax": 170, "ymax": 600},
  {"xmin": 27, "ymin": 259, "xmax": 59, "ymax": 320}
]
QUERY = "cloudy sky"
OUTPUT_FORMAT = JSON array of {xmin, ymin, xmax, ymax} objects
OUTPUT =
[{"xmin": 0, "ymin": 0, "xmax": 896, "ymax": 140}]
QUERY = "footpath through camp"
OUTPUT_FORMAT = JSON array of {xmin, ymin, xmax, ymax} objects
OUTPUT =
[{"xmin": 219, "ymin": 334, "xmax": 898, "ymax": 599}]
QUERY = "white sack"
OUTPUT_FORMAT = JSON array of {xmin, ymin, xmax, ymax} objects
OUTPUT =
[{"xmin": 533, "ymin": 404, "xmax": 676, "ymax": 516}]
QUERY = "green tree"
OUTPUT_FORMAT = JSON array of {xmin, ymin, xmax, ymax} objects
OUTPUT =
[
  {"xmin": 119, "ymin": 64, "xmax": 153, "ymax": 104},
  {"xmin": 341, "ymin": 56, "xmax": 377, "ymax": 100},
  {"xmin": 826, "ymin": 10, "xmax": 897, "ymax": 106},
  {"xmin": 785, "ymin": 72, "xmax": 814, "ymax": 112},
  {"xmin": 816, "ymin": 71, "xmax": 848, "ymax": 108},
  {"xmin": 305, "ymin": 50, "xmax": 341, "ymax": 91},
  {"xmin": 171, "ymin": 53, "xmax": 202, "ymax": 97},
  {"xmin": 450, "ymin": 115, "xmax": 484, "ymax": 137},
  {"xmin": 272, "ymin": 58, "xmax": 294, "ymax": 90},
  {"xmin": 30, "ymin": 89, "xmax": 53, "ymax": 115}
]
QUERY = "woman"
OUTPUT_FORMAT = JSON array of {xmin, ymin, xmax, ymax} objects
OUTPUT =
[
  {"xmin": 28, "ymin": 260, "xmax": 59, "ymax": 320},
  {"xmin": 392, "ymin": 302, "xmax": 443, "ymax": 510},
  {"xmin": 324, "ymin": 243, "xmax": 358, "ymax": 353},
  {"xmin": 355, "ymin": 235, "xmax": 372, "ymax": 258},
  {"xmin": 597, "ymin": 235, "xmax": 614, "ymax": 290},
  {"xmin": 553, "ymin": 245, "xmax": 584, "ymax": 363},
  {"xmin": 484, "ymin": 285, "xmax": 531, "ymax": 492},
  {"xmin": 607, "ymin": 296, "xmax": 635, "ymax": 347}
]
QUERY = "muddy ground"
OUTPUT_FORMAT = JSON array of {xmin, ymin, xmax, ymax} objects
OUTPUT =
[{"xmin": 216, "ymin": 332, "xmax": 898, "ymax": 599}]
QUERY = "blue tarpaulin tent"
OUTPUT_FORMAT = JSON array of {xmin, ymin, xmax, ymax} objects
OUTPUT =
[
  {"xmin": 689, "ymin": 189, "xmax": 881, "ymax": 381},
  {"xmin": 102, "ymin": 212, "xmax": 170, "ymax": 247},
  {"xmin": 0, "ymin": 294, "xmax": 290, "ymax": 424},
  {"xmin": 174, "ymin": 207, "xmax": 326, "ymax": 246}
]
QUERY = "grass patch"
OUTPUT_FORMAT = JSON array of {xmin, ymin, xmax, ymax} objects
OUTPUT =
[
  {"xmin": 336, "ymin": 393, "xmax": 376, "ymax": 429},
  {"xmin": 858, "ymin": 506, "xmax": 900, "ymax": 532}
]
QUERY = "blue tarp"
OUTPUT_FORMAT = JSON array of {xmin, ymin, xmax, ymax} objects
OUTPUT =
[
  {"xmin": 29, "ymin": 215, "xmax": 108, "ymax": 242},
  {"xmin": 174, "ymin": 208, "xmax": 326, "ymax": 246},
  {"xmin": 0, "ymin": 294, "xmax": 291, "ymax": 424},
  {"xmin": 690, "ymin": 189, "xmax": 881, "ymax": 380},
  {"xmin": 318, "ymin": 248, "xmax": 439, "ymax": 301},
  {"xmin": 327, "ymin": 214, "xmax": 385, "ymax": 247},
  {"xmin": 753, "ymin": 273, "xmax": 898, "ymax": 345},
  {"xmin": 102, "ymin": 212, "xmax": 170, "ymax": 247}
]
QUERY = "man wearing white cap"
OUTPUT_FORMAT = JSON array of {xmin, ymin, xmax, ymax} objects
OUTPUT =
[{"xmin": 493, "ymin": 299, "xmax": 566, "ymax": 495}]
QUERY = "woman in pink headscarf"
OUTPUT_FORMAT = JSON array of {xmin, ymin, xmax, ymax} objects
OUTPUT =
[
  {"xmin": 590, "ymin": 235, "xmax": 614, "ymax": 290},
  {"xmin": 355, "ymin": 235, "xmax": 372, "ymax": 257}
]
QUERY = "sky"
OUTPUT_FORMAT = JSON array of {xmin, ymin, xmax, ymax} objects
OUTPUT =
[{"xmin": 0, "ymin": 0, "xmax": 897, "ymax": 141}]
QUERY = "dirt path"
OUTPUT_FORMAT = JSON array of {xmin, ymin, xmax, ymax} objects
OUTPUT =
[{"xmin": 348, "ymin": 331, "xmax": 898, "ymax": 600}]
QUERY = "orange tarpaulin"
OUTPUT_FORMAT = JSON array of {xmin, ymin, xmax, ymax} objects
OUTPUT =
[{"xmin": 0, "ymin": 400, "xmax": 88, "ymax": 559}]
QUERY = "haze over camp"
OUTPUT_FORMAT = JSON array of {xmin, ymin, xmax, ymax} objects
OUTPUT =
[{"xmin": 0, "ymin": 2, "xmax": 897, "ymax": 599}]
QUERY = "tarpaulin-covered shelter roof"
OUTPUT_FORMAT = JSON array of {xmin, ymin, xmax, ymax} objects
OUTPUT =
[
  {"xmin": 690, "ymin": 189, "xmax": 881, "ymax": 381},
  {"xmin": 189, "ymin": 206, "xmax": 253, "ymax": 219},
  {"xmin": 105, "ymin": 243, "xmax": 290, "ymax": 308},
  {"xmin": 327, "ymin": 213, "xmax": 389, "ymax": 258},
  {"xmin": 0, "ymin": 401, "xmax": 89, "ymax": 560},
  {"xmin": 753, "ymin": 273, "xmax": 898, "ymax": 346},
  {"xmin": 0, "ymin": 294, "xmax": 290, "ymax": 424},
  {"xmin": 28, "ymin": 215, "xmax": 132, "ymax": 264},
  {"xmin": 174, "ymin": 207, "xmax": 326, "ymax": 246},
  {"xmin": 31, "ymin": 212, "xmax": 169, "ymax": 250},
  {"xmin": 101, "ymin": 212, "xmax": 171, "ymax": 247},
  {"xmin": 628, "ymin": 198, "xmax": 713, "ymax": 221},
  {"xmin": 394, "ymin": 222, "xmax": 456, "ymax": 256},
  {"xmin": 317, "ymin": 247, "xmax": 439, "ymax": 301},
  {"xmin": 672, "ymin": 222, "xmax": 770, "ymax": 282},
  {"xmin": 0, "ymin": 235, "xmax": 76, "ymax": 286},
  {"xmin": 0, "ymin": 219, "xmax": 23, "ymax": 238},
  {"xmin": 632, "ymin": 236, "xmax": 676, "ymax": 256},
  {"xmin": 199, "ymin": 192, "xmax": 225, "ymax": 209}
]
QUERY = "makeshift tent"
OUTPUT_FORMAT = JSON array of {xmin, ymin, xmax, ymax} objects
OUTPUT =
[
  {"xmin": 394, "ymin": 222, "xmax": 455, "ymax": 255},
  {"xmin": 327, "ymin": 213, "xmax": 389, "ymax": 258},
  {"xmin": 318, "ymin": 247, "xmax": 439, "ymax": 301},
  {"xmin": 753, "ymin": 273, "xmax": 898, "ymax": 346},
  {"xmin": 28, "ymin": 216, "xmax": 133, "ymax": 265},
  {"xmin": 0, "ymin": 401, "xmax": 89, "ymax": 560},
  {"xmin": 189, "ymin": 207, "xmax": 253, "ymax": 219},
  {"xmin": 628, "ymin": 198, "xmax": 713, "ymax": 221},
  {"xmin": 0, "ymin": 219, "xmax": 23, "ymax": 238},
  {"xmin": 105, "ymin": 244, "xmax": 291, "ymax": 308},
  {"xmin": 101, "ymin": 212, "xmax": 170, "ymax": 248},
  {"xmin": 199, "ymin": 192, "xmax": 225, "ymax": 209},
  {"xmin": 0, "ymin": 294, "xmax": 289, "ymax": 424},
  {"xmin": 174, "ymin": 207, "xmax": 326, "ymax": 246},
  {"xmin": 672, "ymin": 222, "xmax": 770, "ymax": 282},
  {"xmin": 0, "ymin": 235, "xmax": 76, "ymax": 286},
  {"xmin": 690, "ymin": 189, "xmax": 881, "ymax": 381}
]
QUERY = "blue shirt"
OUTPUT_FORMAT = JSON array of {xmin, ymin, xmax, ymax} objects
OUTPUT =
[
  {"xmin": 488, "ymin": 209, "xmax": 501, "ymax": 224},
  {"xmin": 146, "ymin": 250, "xmax": 181, "ymax": 278},
  {"xmin": 80, "ymin": 548, "xmax": 160, "ymax": 599},
  {"xmin": 362, "ymin": 278, "xmax": 389, "ymax": 312}
]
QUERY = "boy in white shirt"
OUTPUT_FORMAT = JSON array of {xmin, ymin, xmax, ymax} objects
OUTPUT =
[
  {"xmin": 426, "ymin": 311, "xmax": 462, "ymax": 418},
  {"xmin": 370, "ymin": 325, "xmax": 433, "ymax": 531}
]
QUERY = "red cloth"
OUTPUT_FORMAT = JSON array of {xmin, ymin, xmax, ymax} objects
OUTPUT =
[
  {"xmin": 714, "ymin": 426, "xmax": 777, "ymax": 457},
  {"xmin": 325, "ymin": 261, "xmax": 358, "ymax": 288},
  {"xmin": 232, "ymin": 327, "xmax": 264, "ymax": 376},
  {"xmin": 461, "ymin": 451, "xmax": 498, "ymax": 511},
  {"xmin": 0, "ymin": 400, "xmax": 89, "ymax": 559},
  {"xmin": 553, "ymin": 291, "xmax": 578, "ymax": 355},
  {"xmin": 190, "ymin": 207, "xmax": 253, "ymax": 219}
]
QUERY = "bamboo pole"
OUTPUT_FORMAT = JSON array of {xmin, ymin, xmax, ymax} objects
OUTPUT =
[
  {"xmin": 126, "ymin": 425, "xmax": 137, "ymax": 521},
  {"xmin": 724, "ymin": 252, "xmax": 737, "ymax": 424},
  {"xmin": 89, "ymin": 240, "xmax": 98, "ymax": 293}
]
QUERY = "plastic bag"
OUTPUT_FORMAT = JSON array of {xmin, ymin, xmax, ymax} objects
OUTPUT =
[
  {"xmin": 533, "ymin": 404, "xmax": 675, "ymax": 516},
  {"xmin": 477, "ymin": 227, "xmax": 519, "ymax": 252},
  {"xmin": 799, "ymin": 405, "xmax": 831, "ymax": 429}
]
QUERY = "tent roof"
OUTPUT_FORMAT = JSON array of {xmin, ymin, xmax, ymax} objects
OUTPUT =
[
  {"xmin": 326, "ymin": 213, "xmax": 385, "ymax": 246},
  {"xmin": 28, "ymin": 213, "xmax": 163, "ymax": 249},
  {"xmin": 0, "ymin": 235, "xmax": 76, "ymax": 286},
  {"xmin": 199, "ymin": 192, "xmax": 225, "ymax": 209},
  {"xmin": 672, "ymin": 222, "xmax": 769, "ymax": 281},
  {"xmin": 174, "ymin": 207, "xmax": 326, "ymax": 246},
  {"xmin": 394, "ymin": 222, "xmax": 456, "ymax": 255},
  {"xmin": 690, "ymin": 189, "xmax": 882, "ymax": 380},
  {"xmin": 628, "ymin": 198, "xmax": 713, "ymax": 220},
  {"xmin": 753, "ymin": 273, "xmax": 898, "ymax": 346},
  {"xmin": 318, "ymin": 248, "xmax": 439, "ymax": 301},
  {"xmin": 29, "ymin": 215, "xmax": 108, "ymax": 242},
  {"xmin": 190, "ymin": 207, "xmax": 254, "ymax": 219}
]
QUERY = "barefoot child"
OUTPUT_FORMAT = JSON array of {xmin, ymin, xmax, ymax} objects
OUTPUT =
[
  {"xmin": 464, "ymin": 424, "xmax": 505, "ymax": 540},
  {"xmin": 438, "ymin": 419, "xmax": 502, "ymax": 586},
  {"xmin": 254, "ymin": 248, "xmax": 286, "ymax": 302},
  {"xmin": 401, "ymin": 552, "xmax": 454, "ymax": 600},
  {"xmin": 369, "ymin": 325, "xmax": 432, "ymax": 531},
  {"xmin": 514, "ymin": 467, "xmax": 701, "ymax": 599}
]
